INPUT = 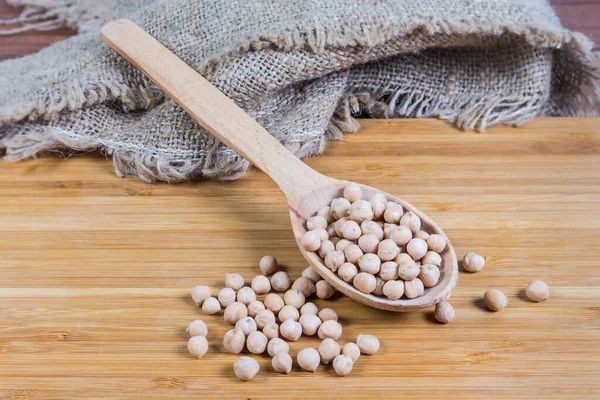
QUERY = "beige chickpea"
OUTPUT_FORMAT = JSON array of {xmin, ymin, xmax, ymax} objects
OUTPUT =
[
  {"xmin": 313, "ymin": 227, "xmax": 329, "ymax": 241},
  {"xmin": 369, "ymin": 193, "xmax": 387, "ymax": 219},
  {"xmin": 383, "ymin": 205, "xmax": 403, "ymax": 224},
  {"xmin": 224, "ymin": 302, "xmax": 248, "ymax": 324},
  {"xmin": 383, "ymin": 223, "xmax": 398, "ymax": 239},
  {"xmin": 318, "ymin": 320, "xmax": 343, "ymax": 340},
  {"xmin": 343, "ymin": 183, "xmax": 362, "ymax": 202},
  {"xmin": 331, "ymin": 198, "xmax": 351, "ymax": 219},
  {"xmin": 191, "ymin": 285, "xmax": 212, "ymax": 306},
  {"xmin": 186, "ymin": 320, "xmax": 208, "ymax": 337},
  {"xmin": 340, "ymin": 220, "xmax": 362, "ymax": 240},
  {"xmin": 259, "ymin": 255, "xmax": 279, "ymax": 275},
  {"xmin": 302, "ymin": 266, "xmax": 322, "ymax": 283},
  {"xmin": 419, "ymin": 264, "xmax": 440, "ymax": 287},
  {"xmin": 398, "ymin": 260, "xmax": 420, "ymax": 280},
  {"xmin": 299, "ymin": 313, "xmax": 322, "ymax": 336},
  {"xmin": 218, "ymin": 287, "xmax": 236, "ymax": 307},
  {"xmin": 380, "ymin": 261, "xmax": 399, "ymax": 281},
  {"xmin": 318, "ymin": 239, "xmax": 335, "ymax": 259},
  {"xmin": 280, "ymin": 319, "xmax": 303, "ymax": 341},
  {"xmin": 356, "ymin": 334, "xmax": 380, "ymax": 355},
  {"xmin": 307, "ymin": 215, "xmax": 328, "ymax": 231},
  {"xmin": 427, "ymin": 234, "xmax": 447, "ymax": 253},
  {"xmin": 246, "ymin": 331, "xmax": 268, "ymax": 354},
  {"xmin": 377, "ymin": 239, "xmax": 399, "ymax": 261},
  {"xmin": 404, "ymin": 278, "xmax": 425, "ymax": 299},
  {"xmin": 278, "ymin": 305, "xmax": 300, "ymax": 323},
  {"xmin": 317, "ymin": 206, "xmax": 334, "ymax": 224},
  {"xmin": 407, "ymin": 238, "xmax": 428, "ymax": 260},
  {"xmin": 262, "ymin": 323, "xmax": 279, "ymax": 340},
  {"xmin": 297, "ymin": 348, "xmax": 320, "ymax": 372},
  {"xmin": 463, "ymin": 252, "xmax": 486, "ymax": 272},
  {"xmin": 225, "ymin": 273, "xmax": 244, "ymax": 291},
  {"xmin": 233, "ymin": 356, "xmax": 260, "ymax": 381},
  {"xmin": 390, "ymin": 226, "xmax": 412, "ymax": 246},
  {"xmin": 318, "ymin": 338, "xmax": 341, "ymax": 364},
  {"xmin": 223, "ymin": 328, "xmax": 245, "ymax": 354},
  {"xmin": 236, "ymin": 287, "xmax": 256, "ymax": 305},
  {"xmin": 414, "ymin": 230, "xmax": 430, "ymax": 241},
  {"xmin": 434, "ymin": 301, "xmax": 455, "ymax": 323},
  {"xmin": 300, "ymin": 302, "xmax": 319, "ymax": 315},
  {"xmin": 349, "ymin": 199, "xmax": 374, "ymax": 222},
  {"xmin": 400, "ymin": 211, "xmax": 421, "ymax": 233},
  {"xmin": 187, "ymin": 335, "xmax": 209, "ymax": 359},
  {"xmin": 235, "ymin": 316, "xmax": 257, "ymax": 336},
  {"xmin": 201, "ymin": 297, "xmax": 221, "ymax": 315},
  {"xmin": 394, "ymin": 252, "xmax": 413, "ymax": 265},
  {"xmin": 270, "ymin": 271, "xmax": 291, "ymax": 292},
  {"xmin": 372, "ymin": 276, "xmax": 385, "ymax": 296},
  {"xmin": 422, "ymin": 251, "xmax": 442, "ymax": 267},
  {"xmin": 316, "ymin": 280, "xmax": 336, "ymax": 299},
  {"xmin": 361, "ymin": 220, "xmax": 384, "ymax": 240},
  {"xmin": 358, "ymin": 234, "xmax": 379, "ymax": 254},
  {"xmin": 301, "ymin": 230, "xmax": 321, "ymax": 252},
  {"xmin": 484, "ymin": 289, "xmax": 508, "ymax": 311},
  {"xmin": 342, "ymin": 342, "xmax": 361, "ymax": 362},
  {"xmin": 325, "ymin": 250, "xmax": 345, "ymax": 272},
  {"xmin": 526, "ymin": 280, "xmax": 549, "ymax": 302},
  {"xmin": 318, "ymin": 308, "xmax": 338, "ymax": 322},
  {"xmin": 292, "ymin": 277, "xmax": 316, "ymax": 298},
  {"xmin": 358, "ymin": 253, "xmax": 381, "ymax": 274},
  {"xmin": 254, "ymin": 309, "xmax": 276, "ymax": 329},
  {"xmin": 383, "ymin": 280, "xmax": 404, "ymax": 300},
  {"xmin": 283, "ymin": 289, "xmax": 305, "ymax": 309},
  {"xmin": 353, "ymin": 272, "xmax": 377, "ymax": 294},
  {"xmin": 333, "ymin": 217, "xmax": 348, "ymax": 237},
  {"xmin": 333, "ymin": 354, "xmax": 354, "ymax": 376},
  {"xmin": 251, "ymin": 275, "xmax": 271, "ymax": 295},
  {"xmin": 335, "ymin": 237, "xmax": 353, "ymax": 252},
  {"xmin": 272, "ymin": 352, "xmax": 293, "ymax": 374},
  {"xmin": 338, "ymin": 262, "xmax": 358, "ymax": 283},
  {"xmin": 344, "ymin": 244, "xmax": 364, "ymax": 264},
  {"xmin": 264, "ymin": 293, "xmax": 284, "ymax": 313}
]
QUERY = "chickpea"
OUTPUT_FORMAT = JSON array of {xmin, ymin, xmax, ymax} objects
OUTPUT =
[
  {"xmin": 333, "ymin": 354, "xmax": 354, "ymax": 376},
  {"xmin": 264, "ymin": 293, "xmax": 284, "ymax": 313},
  {"xmin": 325, "ymin": 250, "xmax": 345, "ymax": 272},
  {"xmin": 343, "ymin": 183, "xmax": 363, "ymax": 202},
  {"xmin": 434, "ymin": 301, "xmax": 455, "ymax": 323},
  {"xmin": 349, "ymin": 199, "xmax": 374, "ymax": 222},
  {"xmin": 201, "ymin": 297, "xmax": 221, "ymax": 315},
  {"xmin": 316, "ymin": 280, "xmax": 336, "ymax": 299},
  {"xmin": 400, "ymin": 211, "xmax": 421, "ymax": 233},
  {"xmin": 390, "ymin": 226, "xmax": 412, "ymax": 246},
  {"xmin": 272, "ymin": 352, "xmax": 293, "ymax": 374},
  {"xmin": 301, "ymin": 266, "xmax": 322, "ymax": 283},
  {"xmin": 300, "ymin": 302, "xmax": 319, "ymax": 315},
  {"xmin": 380, "ymin": 261, "xmax": 399, "ymax": 281},
  {"xmin": 297, "ymin": 347, "xmax": 320, "ymax": 372},
  {"xmin": 319, "ymin": 338, "xmax": 341, "ymax": 364},
  {"xmin": 283, "ymin": 289, "xmax": 305, "ymax": 309},
  {"xmin": 340, "ymin": 220, "xmax": 362, "ymax": 240},
  {"xmin": 259, "ymin": 255, "xmax": 278, "ymax": 275},
  {"xmin": 233, "ymin": 356, "xmax": 259, "ymax": 381},
  {"xmin": 262, "ymin": 323, "xmax": 279, "ymax": 340},
  {"xmin": 377, "ymin": 239, "xmax": 399, "ymax": 261},
  {"xmin": 235, "ymin": 316, "xmax": 258, "ymax": 336},
  {"xmin": 422, "ymin": 251, "xmax": 442, "ymax": 267},
  {"xmin": 280, "ymin": 319, "xmax": 303, "ymax": 341},
  {"xmin": 353, "ymin": 272, "xmax": 377, "ymax": 294},
  {"xmin": 307, "ymin": 215, "xmax": 328, "ymax": 231},
  {"xmin": 236, "ymin": 287, "xmax": 256, "ymax": 305},
  {"xmin": 317, "ymin": 206, "xmax": 334, "ymax": 224},
  {"xmin": 383, "ymin": 223, "xmax": 397, "ymax": 239},
  {"xmin": 299, "ymin": 313, "xmax": 322, "ymax": 336},
  {"xmin": 372, "ymin": 276, "xmax": 385, "ymax": 296},
  {"xmin": 463, "ymin": 252, "xmax": 485, "ymax": 272},
  {"xmin": 331, "ymin": 198, "xmax": 351, "ymax": 219},
  {"xmin": 292, "ymin": 277, "xmax": 316, "ymax": 298},
  {"xmin": 398, "ymin": 260, "xmax": 420, "ymax": 280},
  {"xmin": 358, "ymin": 234, "xmax": 379, "ymax": 254},
  {"xmin": 270, "ymin": 271, "xmax": 291, "ymax": 292},
  {"xmin": 414, "ymin": 230, "xmax": 429, "ymax": 241},
  {"xmin": 186, "ymin": 320, "xmax": 208, "ymax": 337},
  {"xmin": 343, "ymin": 244, "xmax": 362, "ymax": 264},
  {"xmin": 191, "ymin": 285, "xmax": 211, "ymax": 306},
  {"xmin": 318, "ymin": 320, "xmax": 343, "ymax": 340},
  {"xmin": 484, "ymin": 289, "xmax": 508, "ymax": 311},
  {"xmin": 427, "ymin": 234, "xmax": 447, "ymax": 253},
  {"xmin": 358, "ymin": 253, "xmax": 381, "ymax": 274},
  {"xmin": 318, "ymin": 239, "xmax": 335, "ymax": 258},
  {"xmin": 301, "ymin": 230, "xmax": 321, "ymax": 251},
  {"xmin": 327, "ymin": 224, "xmax": 337, "ymax": 238},
  {"xmin": 224, "ymin": 273, "xmax": 244, "ymax": 291},
  {"xmin": 383, "ymin": 280, "xmax": 404, "ymax": 300},
  {"xmin": 335, "ymin": 237, "xmax": 353, "ymax": 252},
  {"xmin": 404, "ymin": 278, "xmax": 425, "ymax": 299},
  {"xmin": 369, "ymin": 193, "xmax": 387, "ymax": 219},
  {"xmin": 187, "ymin": 335, "xmax": 209, "ymax": 359},
  {"xmin": 318, "ymin": 308, "xmax": 338, "ymax": 322},
  {"xmin": 419, "ymin": 264, "xmax": 441, "ymax": 287},
  {"xmin": 223, "ymin": 328, "xmax": 245, "ymax": 354},
  {"xmin": 247, "ymin": 331, "xmax": 268, "ymax": 354},
  {"xmin": 361, "ymin": 220, "xmax": 384, "ymax": 240},
  {"xmin": 251, "ymin": 275, "xmax": 271, "ymax": 295},
  {"xmin": 356, "ymin": 334, "xmax": 380, "ymax": 355},
  {"xmin": 338, "ymin": 262, "xmax": 358, "ymax": 282},
  {"xmin": 394, "ymin": 252, "xmax": 413, "ymax": 265},
  {"xmin": 384, "ymin": 205, "xmax": 403, "ymax": 224},
  {"xmin": 407, "ymin": 238, "xmax": 428, "ymax": 260},
  {"xmin": 526, "ymin": 280, "xmax": 549, "ymax": 302},
  {"xmin": 278, "ymin": 305, "xmax": 300, "ymax": 323},
  {"xmin": 342, "ymin": 342, "xmax": 361, "ymax": 362},
  {"xmin": 224, "ymin": 302, "xmax": 248, "ymax": 324},
  {"xmin": 254, "ymin": 309, "xmax": 276, "ymax": 329}
]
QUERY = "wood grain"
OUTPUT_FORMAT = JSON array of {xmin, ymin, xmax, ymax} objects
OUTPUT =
[{"xmin": 1, "ymin": 118, "xmax": 599, "ymax": 399}]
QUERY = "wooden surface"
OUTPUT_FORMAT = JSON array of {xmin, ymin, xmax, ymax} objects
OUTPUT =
[{"xmin": 1, "ymin": 118, "xmax": 599, "ymax": 399}]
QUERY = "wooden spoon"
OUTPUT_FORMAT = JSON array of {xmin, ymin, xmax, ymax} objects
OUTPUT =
[{"xmin": 100, "ymin": 19, "xmax": 458, "ymax": 311}]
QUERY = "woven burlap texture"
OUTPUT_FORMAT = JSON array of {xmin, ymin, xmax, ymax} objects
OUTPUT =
[{"xmin": 0, "ymin": 0, "xmax": 597, "ymax": 182}]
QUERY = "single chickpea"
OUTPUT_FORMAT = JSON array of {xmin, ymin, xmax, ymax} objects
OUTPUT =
[
  {"xmin": 419, "ymin": 264, "xmax": 441, "ymax": 287},
  {"xmin": 318, "ymin": 239, "xmax": 335, "ymax": 258},
  {"xmin": 325, "ymin": 250, "xmax": 345, "ymax": 272},
  {"xmin": 335, "ymin": 237, "xmax": 353, "ymax": 252},
  {"xmin": 301, "ymin": 266, "xmax": 322, "ymax": 283},
  {"xmin": 358, "ymin": 233, "xmax": 379, "ymax": 254},
  {"xmin": 338, "ymin": 262, "xmax": 358, "ymax": 282},
  {"xmin": 292, "ymin": 276, "xmax": 316, "ymax": 298},
  {"xmin": 383, "ymin": 205, "xmax": 403, "ymax": 224},
  {"xmin": 236, "ymin": 287, "xmax": 256, "ymax": 305},
  {"xmin": 526, "ymin": 280, "xmax": 549, "ymax": 302},
  {"xmin": 301, "ymin": 230, "xmax": 321, "ymax": 252},
  {"xmin": 340, "ymin": 220, "xmax": 362, "ymax": 240},
  {"xmin": 344, "ymin": 183, "xmax": 363, "ymax": 202},
  {"xmin": 299, "ymin": 313, "xmax": 322, "ymax": 336},
  {"xmin": 316, "ymin": 280, "xmax": 336, "ymax": 299},
  {"xmin": 186, "ymin": 320, "xmax": 208, "ymax": 337},
  {"xmin": 377, "ymin": 239, "xmax": 399, "ymax": 261},
  {"xmin": 312, "ymin": 227, "xmax": 329, "ymax": 241},
  {"xmin": 318, "ymin": 308, "xmax": 338, "ymax": 322},
  {"xmin": 463, "ymin": 252, "xmax": 485, "ymax": 272},
  {"xmin": 358, "ymin": 253, "xmax": 381, "ymax": 274},
  {"xmin": 398, "ymin": 260, "xmax": 420, "ymax": 280},
  {"xmin": 218, "ymin": 287, "xmax": 236, "ymax": 307},
  {"xmin": 246, "ymin": 331, "xmax": 268, "ymax": 354},
  {"xmin": 259, "ymin": 255, "xmax": 279, "ymax": 275},
  {"xmin": 369, "ymin": 193, "xmax": 387, "ymax": 219},
  {"xmin": 307, "ymin": 215, "xmax": 328, "ymax": 231},
  {"xmin": 223, "ymin": 328, "xmax": 246, "ymax": 354},
  {"xmin": 283, "ymin": 289, "xmax": 306, "ymax": 309},
  {"xmin": 272, "ymin": 352, "xmax": 293, "ymax": 374},
  {"xmin": 331, "ymin": 198, "xmax": 351, "ymax": 219},
  {"xmin": 280, "ymin": 319, "xmax": 303, "ymax": 341},
  {"xmin": 264, "ymin": 293, "xmax": 285, "ymax": 313},
  {"xmin": 270, "ymin": 271, "xmax": 291, "ymax": 292},
  {"xmin": 224, "ymin": 302, "xmax": 248, "ymax": 324},
  {"xmin": 300, "ymin": 302, "xmax": 319, "ymax": 315},
  {"xmin": 427, "ymin": 234, "xmax": 447, "ymax": 253},
  {"xmin": 414, "ymin": 230, "xmax": 430, "ymax": 241},
  {"xmin": 233, "ymin": 356, "xmax": 260, "ymax": 381},
  {"xmin": 278, "ymin": 305, "xmax": 300, "ymax": 323},
  {"xmin": 407, "ymin": 238, "xmax": 428, "ymax": 260},
  {"xmin": 344, "ymin": 244, "xmax": 364, "ymax": 264},
  {"xmin": 383, "ymin": 223, "xmax": 398, "ymax": 239},
  {"xmin": 353, "ymin": 272, "xmax": 377, "ymax": 294},
  {"xmin": 318, "ymin": 338, "xmax": 341, "ymax": 364},
  {"xmin": 356, "ymin": 334, "xmax": 380, "ymax": 355},
  {"xmin": 224, "ymin": 273, "xmax": 244, "ymax": 291},
  {"xmin": 235, "ymin": 316, "xmax": 258, "ymax": 336},
  {"xmin": 383, "ymin": 280, "xmax": 404, "ymax": 300},
  {"xmin": 191, "ymin": 285, "xmax": 212, "ymax": 306},
  {"xmin": 297, "ymin": 348, "xmax": 320, "ymax": 372},
  {"xmin": 342, "ymin": 342, "xmax": 361, "ymax": 362},
  {"xmin": 484, "ymin": 289, "xmax": 508, "ymax": 311},
  {"xmin": 317, "ymin": 206, "xmax": 334, "ymax": 224},
  {"xmin": 371, "ymin": 276, "xmax": 384, "ymax": 296},
  {"xmin": 262, "ymin": 323, "xmax": 279, "ymax": 340},
  {"xmin": 390, "ymin": 226, "xmax": 412, "ymax": 246},
  {"xmin": 349, "ymin": 199, "xmax": 374, "ymax": 222},
  {"xmin": 394, "ymin": 252, "xmax": 413, "ymax": 265},
  {"xmin": 422, "ymin": 251, "xmax": 442, "ymax": 267},
  {"xmin": 400, "ymin": 211, "xmax": 421, "ymax": 233},
  {"xmin": 434, "ymin": 301, "xmax": 455, "ymax": 323},
  {"xmin": 361, "ymin": 220, "xmax": 384, "ymax": 240},
  {"xmin": 254, "ymin": 309, "xmax": 276, "ymax": 329},
  {"xmin": 201, "ymin": 297, "xmax": 221, "ymax": 315},
  {"xmin": 333, "ymin": 354, "xmax": 354, "ymax": 376},
  {"xmin": 380, "ymin": 261, "xmax": 399, "ymax": 281},
  {"xmin": 334, "ymin": 217, "xmax": 349, "ymax": 237},
  {"xmin": 404, "ymin": 278, "xmax": 425, "ymax": 299},
  {"xmin": 318, "ymin": 320, "xmax": 343, "ymax": 340},
  {"xmin": 187, "ymin": 335, "xmax": 209, "ymax": 359}
]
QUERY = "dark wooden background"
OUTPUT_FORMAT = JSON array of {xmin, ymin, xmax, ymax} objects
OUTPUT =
[{"xmin": 0, "ymin": 0, "xmax": 598, "ymax": 59}]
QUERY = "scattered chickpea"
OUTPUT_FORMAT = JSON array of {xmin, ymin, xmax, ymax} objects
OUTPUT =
[
  {"xmin": 259, "ymin": 255, "xmax": 279, "ymax": 275},
  {"xmin": 397, "ymin": 260, "xmax": 420, "ymax": 280},
  {"xmin": 224, "ymin": 302, "xmax": 248, "ymax": 324},
  {"xmin": 235, "ymin": 316, "xmax": 257, "ymax": 336},
  {"xmin": 400, "ymin": 211, "xmax": 421, "ymax": 233},
  {"xmin": 186, "ymin": 320, "xmax": 208, "ymax": 337},
  {"xmin": 267, "ymin": 337, "xmax": 290, "ymax": 357},
  {"xmin": 434, "ymin": 301, "xmax": 455, "ymax": 323},
  {"xmin": 300, "ymin": 302, "xmax": 319, "ymax": 315},
  {"xmin": 201, "ymin": 297, "xmax": 221, "ymax": 315},
  {"xmin": 233, "ymin": 356, "xmax": 260, "ymax": 381},
  {"xmin": 344, "ymin": 244, "xmax": 364, "ymax": 264},
  {"xmin": 343, "ymin": 183, "xmax": 362, "ymax": 202},
  {"xmin": 356, "ymin": 334, "xmax": 380, "ymax": 355},
  {"xmin": 307, "ymin": 215, "xmax": 328, "ymax": 231},
  {"xmin": 292, "ymin": 277, "xmax": 316, "ymax": 297},
  {"xmin": 278, "ymin": 305, "xmax": 300, "ymax": 323},
  {"xmin": 223, "ymin": 328, "xmax": 246, "ymax": 354},
  {"xmin": 246, "ymin": 331, "xmax": 268, "ymax": 354},
  {"xmin": 331, "ymin": 198, "xmax": 351, "ymax": 219},
  {"xmin": 419, "ymin": 264, "xmax": 441, "ymax": 287},
  {"xmin": 342, "ymin": 342, "xmax": 361, "ymax": 362},
  {"xmin": 301, "ymin": 266, "xmax": 322, "ymax": 283},
  {"xmin": 358, "ymin": 234, "xmax": 379, "ymax": 254},
  {"xmin": 526, "ymin": 280, "xmax": 549, "ymax": 302},
  {"xmin": 262, "ymin": 323, "xmax": 279, "ymax": 340},
  {"xmin": 254, "ymin": 309, "xmax": 276, "ymax": 329},
  {"xmin": 318, "ymin": 308, "xmax": 338, "ymax": 322},
  {"xmin": 349, "ymin": 199, "xmax": 374, "ymax": 222},
  {"xmin": 264, "ymin": 293, "xmax": 285, "ymax": 313},
  {"xmin": 404, "ymin": 278, "xmax": 425, "ymax": 299},
  {"xmin": 280, "ymin": 319, "xmax": 303, "ymax": 341},
  {"xmin": 407, "ymin": 238, "xmax": 428, "ymax": 260},
  {"xmin": 358, "ymin": 253, "xmax": 381, "ymax": 274},
  {"xmin": 316, "ymin": 280, "xmax": 336, "ymax": 299},
  {"xmin": 340, "ymin": 220, "xmax": 362, "ymax": 240},
  {"xmin": 318, "ymin": 320, "xmax": 342, "ymax": 340},
  {"xmin": 270, "ymin": 271, "xmax": 291, "ymax": 292},
  {"xmin": 224, "ymin": 274, "xmax": 244, "ymax": 291},
  {"xmin": 250, "ymin": 275, "xmax": 271, "ymax": 295},
  {"xmin": 318, "ymin": 239, "xmax": 335, "ymax": 259},
  {"xmin": 390, "ymin": 226, "xmax": 412, "ymax": 246},
  {"xmin": 191, "ymin": 285, "xmax": 212, "ymax": 306},
  {"xmin": 338, "ymin": 262, "xmax": 358, "ymax": 282},
  {"xmin": 318, "ymin": 338, "xmax": 341, "ymax": 364},
  {"xmin": 382, "ymin": 280, "xmax": 404, "ymax": 300},
  {"xmin": 247, "ymin": 300, "xmax": 265, "ymax": 318},
  {"xmin": 218, "ymin": 287, "xmax": 236, "ymax": 307},
  {"xmin": 333, "ymin": 354, "xmax": 354, "ymax": 376},
  {"xmin": 422, "ymin": 251, "xmax": 442, "ymax": 266},
  {"xmin": 297, "ymin": 348, "xmax": 320, "ymax": 372},
  {"xmin": 353, "ymin": 272, "xmax": 377, "ymax": 294},
  {"xmin": 236, "ymin": 287, "xmax": 256, "ymax": 305},
  {"xmin": 187, "ymin": 335, "xmax": 209, "ymax": 359},
  {"xmin": 463, "ymin": 252, "xmax": 485, "ymax": 272},
  {"xmin": 383, "ymin": 204, "xmax": 403, "ymax": 224},
  {"xmin": 299, "ymin": 313, "xmax": 322, "ymax": 336},
  {"xmin": 361, "ymin": 220, "xmax": 384, "ymax": 240},
  {"xmin": 427, "ymin": 234, "xmax": 447, "ymax": 253},
  {"xmin": 301, "ymin": 230, "xmax": 321, "ymax": 251},
  {"xmin": 283, "ymin": 289, "xmax": 305, "ymax": 309},
  {"xmin": 325, "ymin": 250, "xmax": 345, "ymax": 272},
  {"xmin": 272, "ymin": 352, "xmax": 293, "ymax": 374},
  {"xmin": 484, "ymin": 289, "xmax": 508, "ymax": 311},
  {"xmin": 379, "ymin": 261, "xmax": 399, "ymax": 281}
]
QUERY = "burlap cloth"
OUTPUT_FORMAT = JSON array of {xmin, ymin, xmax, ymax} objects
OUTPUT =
[{"xmin": 0, "ymin": 0, "xmax": 597, "ymax": 182}]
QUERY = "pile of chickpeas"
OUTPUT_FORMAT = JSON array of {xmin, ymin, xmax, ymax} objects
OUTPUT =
[
  {"xmin": 186, "ymin": 255, "xmax": 380, "ymax": 381},
  {"xmin": 300, "ymin": 183, "xmax": 446, "ymax": 300}
]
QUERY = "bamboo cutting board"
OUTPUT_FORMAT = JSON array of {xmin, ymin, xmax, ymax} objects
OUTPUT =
[{"xmin": 0, "ymin": 118, "xmax": 599, "ymax": 399}]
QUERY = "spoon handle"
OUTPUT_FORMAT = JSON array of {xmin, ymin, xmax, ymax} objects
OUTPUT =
[{"xmin": 100, "ymin": 19, "xmax": 332, "ymax": 206}]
